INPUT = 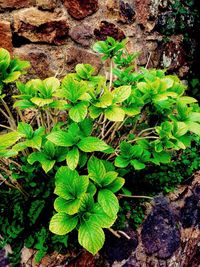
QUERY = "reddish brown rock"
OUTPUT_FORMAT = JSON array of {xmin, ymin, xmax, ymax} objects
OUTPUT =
[
  {"xmin": 94, "ymin": 21, "xmax": 126, "ymax": 41},
  {"xmin": 0, "ymin": 0, "xmax": 35, "ymax": 9},
  {"xmin": 0, "ymin": 21, "xmax": 13, "ymax": 53},
  {"xmin": 69, "ymin": 25, "xmax": 93, "ymax": 47},
  {"xmin": 63, "ymin": 0, "xmax": 99, "ymax": 20},
  {"xmin": 13, "ymin": 45, "xmax": 63, "ymax": 79},
  {"xmin": 119, "ymin": 0, "xmax": 135, "ymax": 24},
  {"xmin": 36, "ymin": 0, "xmax": 57, "ymax": 10},
  {"xmin": 65, "ymin": 46, "xmax": 102, "ymax": 74},
  {"xmin": 161, "ymin": 35, "xmax": 186, "ymax": 71},
  {"xmin": 134, "ymin": 0, "xmax": 150, "ymax": 27},
  {"xmin": 13, "ymin": 8, "xmax": 69, "ymax": 45}
]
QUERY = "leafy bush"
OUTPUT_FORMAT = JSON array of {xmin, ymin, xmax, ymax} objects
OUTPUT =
[{"xmin": 0, "ymin": 37, "xmax": 200, "ymax": 261}]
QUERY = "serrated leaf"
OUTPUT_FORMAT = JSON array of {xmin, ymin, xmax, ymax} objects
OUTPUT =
[
  {"xmin": 78, "ymin": 221, "xmax": 105, "ymax": 255},
  {"xmin": 0, "ymin": 48, "xmax": 10, "ymax": 70},
  {"xmin": 87, "ymin": 156, "xmax": 106, "ymax": 184},
  {"xmin": 114, "ymin": 156, "xmax": 129, "ymax": 168},
  {"xmin": 89, "ymin": 105, "xmax": 102, "ymax": 119},
  {"xmin": 105, "ymin": 106, "xmax": 125, "ymax": 121},
  {"xmin": 30, "ymin": 97, "xmax": 53, "ymax": 107},
  {"xmin": 94, "ymin": 92, "xmax": 113, "ymax": 108},
  {"xmin": 101, "ymin": 171, "xmax": 118, "ymax": 187},
  {"xmin": 98, "ymin": 189, "xmax": 119, "ymax": 217},
  {"xmin": 49, "ymin": 212, "xmax": 78, "ymax": 235},
  {"xmin": 66, "ymin": 147, "xmax": 79, "ymax": 170},
  {"xmin": 89, "ymin": 204, "xmax": 116, "ymax": 228},
  {"xmin": 17, "ymin": 122, "xmax": 33, "ymax": 138},
  {"xmin": 69, "ymin": 102, "xmax": 88, "ymax": 122},
  {"xmin": 131, "ymin": 159, "xmax": 145, "ymax": 170},
  {"xmin": 179, "ymin": 96, "xmax": 198, "ymax": 104},
  {"xmin": 78, "ymin": 137, "xmax": 110, "ymax": 152},
  {"xmin": 3, "ymin": 71, "xmax": 21, "ymax": 83},
  {"xmin": 0, "ymin": 132, "xmax": 22, "ymax": 150},
  {"xmin": 112, "ymin": 86, "xmax": 131, "ymax": 103},
  {"xmin": 106, "ymin": 177, "xmax": 125, "ymax": 193},
  {"xmin": 54, "ymin": 197, "xmax": 81, "ymax": 215},
  {"xmin": 187, "ymin": 121, "xmax": 200, "ymax": 136},
  {"xmin": 47, "ymin": 131, "xmax": 75, "ymax": 147}
]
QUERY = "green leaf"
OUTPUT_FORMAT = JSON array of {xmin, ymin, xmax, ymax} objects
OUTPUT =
[
  {"xmin": 47, "ymin": 131, "xmax": 75, "ymax": 147},
  {"xmin": 106, "ymin": 177, "xmax": 125, "ymax": 193},
  {"xmin": 130, "ymin": 159, "xmax": 146, "ymax": 170},
  {"xmin": 78, "ymin": 137, "xmax": 110, "ymax": 152},
  {"xmin": 13, "ymin": 99, "xmax": 35, "ymax": 109},
  {"xmin": 3, "ymin": 71, "xmax": 21, "ymax": 83},
  {"xmin": 153, "ymin": 151, "xmax": 171, "ymax": 164},
  {"xmin": 28, "ymin": 152, "xmax": 55, "ymax": 173},
  {"xmin": 54, "ymin": 197, "xmax": 81, "ymax": 215},
  {"xmin": 30, "ymin": 97, "xmax": 53, "ymax": 107},
  {"xmin": 90, "ymin": 204, "xmax": 116, "ymax": 228},
  {"xmin": 94, "ymin": 92, "xmax": 113, "ymax": 108},
  {"xmin": 87, "ymin": 156, "xmax": 106, "ymax": 184},
  {"xmin": 101, "ymin": 171, "xmax": 118, "ymax": 187},
  {"xmin": 187, "ymin": 121, "xmax": 200, "ymax": 136},
  {"xmin": 79, "ymin": 118, "xmax": 93, "ymax": 137},
  {"xmin": 114, "ymin": 156, "xmax": 129, "ymax": 168},
  {"xmin": 43, "ymin": 77, "xmax": 60, "ymax": 93},
  {"xmin": 61, "ymin": 75, "xmax": 87, "ymax": 102},
  {"xmin": 98, "ymin": 189, "xmax": 119, "ymax": 217},
  {"xmin": 0, "ymin": 48, "xmax": 10, "ymax": 70},
  {"xmin": 78, "ymin": 221, "xmax": 105, "ymax": 255},
  {"xmin": 66, "ymin": 147, "xmax": 79, "ymax": 170},
  {"xmin": 105, "ymin": 106, "xmax": 125, "ymax": 121},
  {"xmin": 89, "ymin": 105, "xmax": 102, "ymax": 119},
  {"xmin": 178, "ymin": 96, "xmax": 197, "ymax": 104},
  {"xmin": 49, "ymin": 212, "xmax": 78, "ymax": 235},
  {"xmin": 75, "ymin": 64, "xmax": 94, "ymax": 80},
  {"xmin": 17, "ymin": 122, "xmax": 33, "ymax": 138},
  {"xmin": 25, "ymin": 135, "xmax": 42, "ymax": 150},
  {"xmin": 0, "ymin": 132, "xmax": 22, "ymax": 149},
  {"xmin": 112, "ymin": 86, "xmax": 131, "ymax": 103},
  {"xmin": 69, "ymin": 102, "xmax": 88, "ymax": 122},
  {"xmin": 55, "ymin": 167, "xmax": 89, "ymax": 199},
  {"xmin": 174, "ymin": 122, "xmax": 188, "ymax": 136}
]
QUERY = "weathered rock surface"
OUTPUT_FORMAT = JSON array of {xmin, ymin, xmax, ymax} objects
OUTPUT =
[
  {"xmin": 13, "ymin": 8, "xmax": 69, "ymax": 45},
  {"xmin": 36, "ymin": 0, "xmax": 57, "ymax": 10},
  {"xmin": 65, "ymin": 46, "xmax": 102, "ymax": 73},
  {"xmin": 0, "ymin": 0, "xmax": 35, "ymax": 9},
  {"xmin": 0, "ymin": 21, "xmax": 13, "ymax": 53},
  {"xmin": 63, "ymin": 0, "xmax": 99, "ymax": 20},
  {"xmin": 134, "ymin": 0, "xmax": 150, "ymax": 27},
  {"xmin": 119, "ymin": 0, "xmax": 135, "ymax": 24},
  {"xmin": 94, "ymin": 21, "xmax": 126, "ymax": 41},
  {"xmin": 69, "ymin": 24, "xmax": 93, "ymax": 47},
  {"xmin": 14, "ymin": 44, "xmax": 64, "ymax": 78}
]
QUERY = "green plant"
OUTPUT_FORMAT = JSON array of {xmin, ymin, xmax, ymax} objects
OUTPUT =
[{"xmin": 0, "ymin": 36, "xmax": 200, "ymax": 261}]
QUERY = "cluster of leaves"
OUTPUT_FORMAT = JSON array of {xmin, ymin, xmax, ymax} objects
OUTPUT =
[
  {"xmin": 155, "ymin": 0, "xmax": 200, "ymax": 36},
  {"xmin": 0, "ymin": 36, "xmax": 200, "ymax": 262}
]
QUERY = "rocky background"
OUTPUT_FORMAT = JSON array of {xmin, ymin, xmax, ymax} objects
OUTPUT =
[{"xmin": 0, "ymin": 0, "xmax": 199, "ymax": 81}]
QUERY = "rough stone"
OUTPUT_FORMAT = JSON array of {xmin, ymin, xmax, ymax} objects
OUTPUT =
[
  {"xmin": 0, "ymin": 0, "xmax": 35, "ymax": 9},
  {"xmin": 0, "ymin": 21, "xmax": 13, "ymax": 53},
  {"xmin": 94, "ymin": 21, "xmax": 126, "ymax": 41},
  {"xmin": 141, "ymin": 197, "xmax": 180, "ymax": 259},
  {"xmin": 160, "ymin": 35, "xmax": 186, "ymax": 71},
  {"xmin": 36, "ymin": 0, "xmax": 57, "ymax": 10},
  {"xmin": 13, "ymin": 45, "xmax": 63, "ymax": 79},
  {"xmin": 134, "ymin": 0, "xmax": 150, "ymax": 27},
  {"xmin": 119, "ymin": 0, "xmax": 135, "ymax": 24},
  {"xmin": 13, "ymin": 8, "xmax": 69, "ymax": 45},
  {"xmin": 101, "ymin": 230, "xmax": 138, "ymax": 264},
  {"xmin": 65, "ymin": 46, "xmax": 102, "ymax": 73},
  {"xmin": 63, "ymin": 0, "xmax": 99, "ymax": 20},
  {"xmin": 69, "ymin": 25, "xmax": 93, "ymax": 47}
]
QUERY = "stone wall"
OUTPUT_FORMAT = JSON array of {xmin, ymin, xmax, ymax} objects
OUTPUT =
[{"xmin": 0, "ymin": 0, "xmax": 198, "ymax": 79}]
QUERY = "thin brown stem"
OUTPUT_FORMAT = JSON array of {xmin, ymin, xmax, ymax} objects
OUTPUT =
[{"xmin": 118, "ymin": 194, "xmax": 153, "ymax": 200}]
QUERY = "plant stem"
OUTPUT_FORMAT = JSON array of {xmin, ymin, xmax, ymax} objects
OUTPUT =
[
  {"xmin": 1, "ymin": 99, "xmax": 16, "ymax": 129},
  {"xmin": 118, "ymin": 194, "xmax": 153, "ymax": 200},
  {"xmin": 128, "ymin": 136, "xmax": 159, "ymax": 144},
  {"xmin": 137, "ymin": 127, "xmax": 155, "ymax": 137},
  {"xmin": 0, "ymin": 124, "xmax": 14, "ymax": 131},
  {"xmin": 109, "ymin": 59, "xmax": 113, "ymax": 90},
  {"xmin": 108, "ymin": 228, "xmax": 121, "ymax": 238}
]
